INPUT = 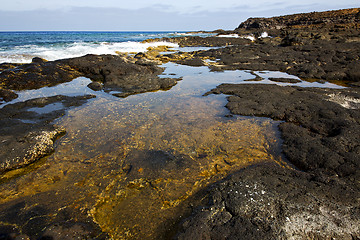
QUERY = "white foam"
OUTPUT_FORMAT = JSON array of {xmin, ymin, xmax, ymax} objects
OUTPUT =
[
  {"xmin": 217, "ymin": 34, "xmax": 241, "ymax": 38},
  {"xmin": 217, "ymin": 32, "xmax": 270, "ymax": 41},
  {"xmin": 260, "ymin": 32, "xmax": 269, "ymax": 38},
  {"xmin": 175, "ymin": 33, "xmax": 194, "ymax": 36},
  {"xmin": 327, "ymin": 93, "xmax": 360, "ymax": 109},
  {"xmin": 0, "ymin": 41, "xmax": 179, "ymax": 63}
]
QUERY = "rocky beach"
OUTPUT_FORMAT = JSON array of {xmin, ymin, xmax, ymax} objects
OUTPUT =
[{"xmin": 0, "ymin": 8, "xmax": 359, "ymax": 240}]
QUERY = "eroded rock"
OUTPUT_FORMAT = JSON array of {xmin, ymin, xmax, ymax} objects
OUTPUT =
[{"xmin": 175, "ymin": 163, "xmax": 360, "ymax": 240}]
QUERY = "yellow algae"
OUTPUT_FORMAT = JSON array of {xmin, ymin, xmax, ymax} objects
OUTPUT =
[
  {"xmin": 61, "ymin": 95, "xmax": 283, "ymax": 239},
  {"xmin": 0, "ymin": 64, "xmax": 289, "ymax": 239}
]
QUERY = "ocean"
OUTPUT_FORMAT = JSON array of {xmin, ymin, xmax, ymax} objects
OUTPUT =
[{"xmin": 0, "ymin": 31, "xmax": 212, "ymax": 64}]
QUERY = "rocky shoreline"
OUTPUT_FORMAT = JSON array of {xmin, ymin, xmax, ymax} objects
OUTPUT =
[{"xmin": 0, "ymin": 7, "xmax": 360, "ymax": 240}]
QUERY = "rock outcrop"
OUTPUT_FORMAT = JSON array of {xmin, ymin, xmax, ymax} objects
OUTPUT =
[
  {"xmin": 236, "ymin": 8, "xmax": 360, "ymax": 30},
  {"xmin": 0, "ymin": 54, "xmax": 180, "ymax": 103}
]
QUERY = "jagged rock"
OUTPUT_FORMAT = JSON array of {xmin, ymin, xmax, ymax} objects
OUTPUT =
[{"xmin": 175, "ymin": 164, "xmax": 360, "ymax": 240}]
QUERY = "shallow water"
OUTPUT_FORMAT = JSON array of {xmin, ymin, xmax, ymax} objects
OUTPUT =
[{"xmin": 0, "ymin": 63, "xmax": 343, "ymax": 239}]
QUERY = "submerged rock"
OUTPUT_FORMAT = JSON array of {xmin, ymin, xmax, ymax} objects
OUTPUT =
[
  {"xmin": 0, "ymin": 126, "xmax": 65, "ymax": 173},
  {"xmin": 0, "ymin": 95, "xmax": 95, "ymax": 172}
]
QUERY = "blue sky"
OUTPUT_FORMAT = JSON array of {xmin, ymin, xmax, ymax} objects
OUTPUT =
[{"xmin": 0, "ymin": 0, "xmax": 358, "ymax": 31}]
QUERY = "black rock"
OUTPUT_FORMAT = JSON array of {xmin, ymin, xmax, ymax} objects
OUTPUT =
[
  {"xmin": 205, "ymin": 84, "xmax": 360, "ymax": 182},
  {"xmin": 87, "ymin": 81, "xmax": 103, "ymax": 91},
  {"xmin": 0, "ymin": 89, "xmax": 18, "ymax": 102},
  {"xmin": 268, "ymin": 77, "xmax": 301, "ymax": 83}
]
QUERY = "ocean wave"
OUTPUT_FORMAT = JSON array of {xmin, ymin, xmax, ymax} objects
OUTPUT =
[{"xmin": 0, "ymin": 41, "xmax": 179, "ymax": 64}]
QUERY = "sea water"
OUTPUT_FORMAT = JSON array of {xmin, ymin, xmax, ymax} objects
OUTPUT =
[{"xmin": 0, "ymin": 31, "xmax": 213, "ymax": 63}]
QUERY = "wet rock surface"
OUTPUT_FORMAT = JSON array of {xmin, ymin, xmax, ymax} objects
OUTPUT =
[
  {"xmin": 0, "ymin": 54, "xmax": 180, "ymax": 103},
  {"xmin": 0, "ymin": 58, "xmax": 82, "ymax": 91},
  {"xmin": 0, "ymin": 95, "xmax": 95, "ymax": 173},
  {"xmin": 61, "ymin": 54, "xmax": 179, "ymax": 98},
  {"xmin": 0, "ymin": 196, "xmax": 108, "ymax": 240}
]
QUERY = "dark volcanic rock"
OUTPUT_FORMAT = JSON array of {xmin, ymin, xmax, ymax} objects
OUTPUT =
[
  {"xmin": 0, "ymin": 63, "xmax": 23, "ymax": 72},
  {"xmin": 0, "ymin": 200, "xmax": 108, "ymax": 240},
  {"xmin": 0, "ymin": 54, "xmax": 180, "ymax": 101},
  {"xmin": 175, "ymin": 163, "xmax": 360, "ymax": 240},
  {"xmin": 205, "ymin": 84, "xmax": 360, "ymax": 182},
  {"xmin": 87, "ymin": 81, "xmax": 103, "ymax": 91},
  {"xmin": 0, "ymin": 95, "xmax": 95, "ymax": 173},
  {"xmin": 268, "ymin": 77, "xmax": 302, "ymax": 83},
  {"xmin": 71, "ymin": 54, "xmax": 179, "ymax": 96},
  {"xmin": 0, "ymin": 89, "xmax": 18, "ymax": 102},
  {"xmin": 39, "ymin": 222, "xmax": 104, "ymax": 240},
  {"xmin": 185, "ymin": 9, "xmax": 360, "ymax": 85},
  {"xmin": 197, "ymin": 40, "xmax": 360, "ymax": 83},
  {"xmin": 174, "ymin": 10, "xmax": 360, "ymax": 239},
  {"xmin": 0, "ymin": 60, "xmax": 82, "ymax": 90},
  {"xmin": 236, "ymin": 8, "xmax": 360, "ymax": 30},
  {"xmin": 144, "ymin": 36, "xmax": 251, "ymax": 47},
  {"xmin": 176, "ymin": 57, "xmax": 206, "ymax": 67}
]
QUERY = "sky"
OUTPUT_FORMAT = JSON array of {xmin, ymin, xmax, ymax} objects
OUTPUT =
[{"xmin": 0, "ymin": 0, "xmax": 358, "ymax": 31}]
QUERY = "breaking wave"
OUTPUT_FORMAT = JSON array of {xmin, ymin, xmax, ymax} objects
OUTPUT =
[{"xmin": 0, "ymin": 41, "xmax": 179, "ymax": 63}]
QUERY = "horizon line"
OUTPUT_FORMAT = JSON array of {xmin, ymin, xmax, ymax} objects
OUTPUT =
[{"xmin": 0, "ymin": 30, "xmax": 216, "ymax": 32}]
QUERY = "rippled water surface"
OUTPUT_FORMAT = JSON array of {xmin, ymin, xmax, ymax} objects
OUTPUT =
[{"xmin": 1, "ymin": 63, "xmax": 342, "ymax": 239}]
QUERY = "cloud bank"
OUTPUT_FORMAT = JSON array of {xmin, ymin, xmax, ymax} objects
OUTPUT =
[{"xmin": 0, "ymin": 2, "xmax": 358, "ymax": 31}]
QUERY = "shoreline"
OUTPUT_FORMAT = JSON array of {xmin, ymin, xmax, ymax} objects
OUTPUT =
[{"xmin": 0, "ymin": 7, "xmax": 359, "ymax": 239}]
